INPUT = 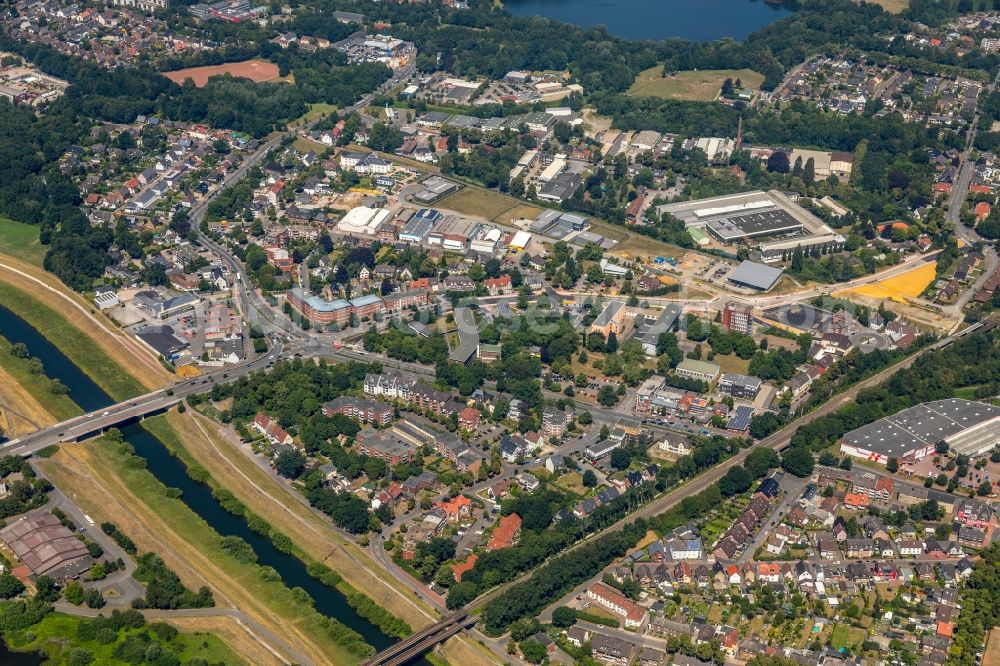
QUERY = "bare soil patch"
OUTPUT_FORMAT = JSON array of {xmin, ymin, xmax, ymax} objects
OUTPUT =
[{"xmin": 164, "ymin": 60, "xmax": 280, "ymax": 87}]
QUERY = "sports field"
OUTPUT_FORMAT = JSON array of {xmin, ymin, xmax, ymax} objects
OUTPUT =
[
  {"xmin": 628, "ymin": 67, "xmax": 764, "ymax": 102},
  {"xmin": 164, "ymin": 60, "xmax": 280, "ymax": 87},
  {"xmin": 836, "ymin": 261, "xmax": 937, "ymax": 303}
]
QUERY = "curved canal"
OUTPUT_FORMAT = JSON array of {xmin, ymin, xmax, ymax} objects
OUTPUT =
[{"xmin": 0, "ymin": 304, "xmax": 424, "ymax": 663}]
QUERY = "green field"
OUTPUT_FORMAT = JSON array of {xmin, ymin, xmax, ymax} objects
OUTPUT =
[
  {"xmin": 713, "ymin": 353, "xmax": 751, "ymax": 376},
  {"xmin": 628, "ymin": 67, "xmax": 765, "ymax": 102},
  {"xmin": 0, "ymin": 216, "xmax": 46, "ymax": 266},
  {"xmin": 3, "ymin": 611, "xmax": 245, "ymax": 665},
  {"xmin": 435, "ymin": 187, "xmax": 543, "ymax": 224},
  {"xmin": 294, "ymin": 102, "xmax": 337, "ymax": 125},
  {"xmin": 0, "ymin": 281, "xmax": 146, "ymax": 401},
  {"xmin": 829, "ymin": 624, "xmax": 866, "ymax": 651}
]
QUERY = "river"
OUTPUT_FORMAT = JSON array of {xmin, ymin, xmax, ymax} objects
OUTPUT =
[
  {"xmin": 504, "ymin": 0, "xmax": 792, "ymax": 41},
  {"xmin": 0, "ymin": 305, "xmax": 421, "ymax": 664}
]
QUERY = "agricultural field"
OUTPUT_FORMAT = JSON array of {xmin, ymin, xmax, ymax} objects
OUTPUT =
[{"xmin": 628, "ymin": 67, "xmax": 765, "ymax": 102}]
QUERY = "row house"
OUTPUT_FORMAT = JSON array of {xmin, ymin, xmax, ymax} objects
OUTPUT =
[
  {"xmin": 252, "ymin": 412, "xmax": 293, "ymax": 446},
  {"xmin": 382, "ymin": 288, "xmax": 430, "ymax": 312}
]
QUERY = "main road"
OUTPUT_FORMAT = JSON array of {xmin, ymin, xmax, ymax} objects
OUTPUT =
[
  {"xmin": 943, "ymin": 68, "xmax": 1000, "ymax": 316},
  {"xmin": 0, "ymin": 339, "xmax": 283, "ymax": 457}
]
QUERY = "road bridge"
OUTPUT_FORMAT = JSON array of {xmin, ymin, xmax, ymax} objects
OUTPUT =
[{"xmin": 361, "ymin": 611, "xmax": 474, "ymax": 666}]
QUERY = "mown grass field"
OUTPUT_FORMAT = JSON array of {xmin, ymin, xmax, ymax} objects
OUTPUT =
[
  {"xmin": 872, "ymin": 0, "xmax": 908, "ymax": 12},
  {"xmin": 628, "ymin": 67, "xmax": 765, "ymax": 101},
  {"xmin": 0, "ymin": 216, "xmax": 46, "ymax": 266},
  {"xmin": 0, "ymin": 281, "xmax": 147, "ymax": 401}
]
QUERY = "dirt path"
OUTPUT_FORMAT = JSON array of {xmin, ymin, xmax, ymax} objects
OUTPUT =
[
  {"xmin": 0, "ymin": 254, "xmax": 173, "ymax": 390},
  {"xmin": 37, "ymin": 443, "xmax": 329, "ymax": 666}
]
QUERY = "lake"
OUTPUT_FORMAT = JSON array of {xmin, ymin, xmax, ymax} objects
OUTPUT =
[{"xmin": 503, "ymin": 0, "xmax": 793, "ymax": 41}]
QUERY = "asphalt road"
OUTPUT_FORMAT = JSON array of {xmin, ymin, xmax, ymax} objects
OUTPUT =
[
  {"xmin": 461, "ymin": 327, "xmax": 968, "ymax": 614},
  {"xmin": 0, "ymin": 340, "xmax": 283, "ymax": 457}
]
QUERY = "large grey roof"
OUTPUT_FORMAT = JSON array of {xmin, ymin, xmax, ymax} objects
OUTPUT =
[
  {"xmin": 843, "ymin": 398, "xmax": 1000, "ymax": 457},
  {"xmin": 728, "ymin": 260, "xmax": 783, "ymax": 291}
]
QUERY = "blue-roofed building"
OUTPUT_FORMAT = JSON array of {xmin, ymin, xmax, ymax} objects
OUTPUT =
[
  {"xmin": 287, "ymin": 287, "xmax": 385, "ymax": 325},
  {"xmin": 757, "ymin": 476, "xmax": 781, "ymax": 498},
  {"xmin": 399, "ymin": 208, "xmax": 442, "ymax": 243}
]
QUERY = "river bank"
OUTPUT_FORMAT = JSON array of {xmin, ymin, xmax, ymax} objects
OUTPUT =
[
  {"xmin": 38, "ymin": 436, "xmax": 369, "ymax": 665},
  {"xmin": 0, "ymin": 253, "xmax": 172, "ymax": 396},
  {"xmin": 0, "ymin": 303, "xmax": 405, "ymax": 664},
  {"xmin": 155, "ymin": 410, "xmax": 440, "ymax": 626}
]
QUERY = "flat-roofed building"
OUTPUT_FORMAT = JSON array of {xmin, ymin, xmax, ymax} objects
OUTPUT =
[
  {"xmin": 675, "ymin": 359, "xmax": 720, "ymax": 383},
  {"xmin": 728, "ymin": 260, "xmax": 784, "ymax": 292},
  {"xmin": 357, "ymin": 428, "xmax": 417, "ymax": 466},
  {"xmin": 718, "ymin": 373, "xmax": 762, "ymax": 399},
  {"xmin": 337, "ymin": 206, "xmax": 391, "ymax": 236},
  {"xmin": 656, "ymin": 189, "xmax": 841, "ymax": 255},
  {"xmin": 722, "ymin": 302, "xmax": 753, "ymax": 335},
  {"xmin": 841, "ymin": 398, "xmax": 1000, "ymax": 463}
]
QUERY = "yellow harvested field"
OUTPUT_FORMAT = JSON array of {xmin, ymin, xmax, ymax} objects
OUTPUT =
[
  {"xmin": 836, "ymin": 261, "xmax": 937, "ymax": 303},
  {"xmin": 0, "ymin": 363, "xmax": 56, "ymax": 436}
]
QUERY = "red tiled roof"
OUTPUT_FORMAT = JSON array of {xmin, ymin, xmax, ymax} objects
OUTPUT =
[
  {"xmin": 452, "ymin": 554, "xmax": 477, "ymax": 582},
  {"xmin": 487, "ymin": 513, "xmax": 521, "ymax": 551}
]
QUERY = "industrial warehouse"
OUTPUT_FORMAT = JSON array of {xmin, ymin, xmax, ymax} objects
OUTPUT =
[
  {"xmin": 655, "ymin": 189, "xmax": 845, "ymax": 261},
  {"xmin": 840, "ymin": 398, "xmax": 1000, "ymax": 463},
  {"xmin": 0, "ymin": 512, "xmax": 94, "ymax": 580}
]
